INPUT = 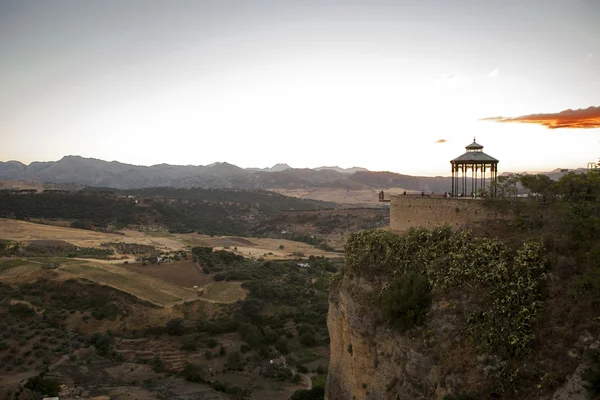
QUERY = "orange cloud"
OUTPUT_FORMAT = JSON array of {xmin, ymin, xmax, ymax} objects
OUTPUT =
[
  {"xmin": 435, "ymin": 139, "xmax": 447, "ymax": 143},
  {"xmin": 482, "ymin": 106, "xmax": 600, "ymax": 129}
]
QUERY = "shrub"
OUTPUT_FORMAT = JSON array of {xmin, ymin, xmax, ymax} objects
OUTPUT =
[
  {"xmin": 181, "ymin": 363, "xmax": 204, "ymax": 383},
  {"xmin": 226, "ymin": 351, "xmax": 244, "ymax": 370},
  {"xmin": 180, "ymin": 340, "xmax": 197, "ymax": 352},
  {"xmin": 9, "ymin": 303, "xmax": 35, "ymax": 317},
  {"xmin": 150, "ymin": 355, "xmax": 165, "ymax": 372},
  {"xmin": 297, "ymin": 364, "xmax": 308, "ymax": 373},
  {"xmin": 165, "ymin": 318, "xmax": 184, "ymax": 336},
  {"xmin": 290, "ymin": 386, "xmax": 325, "ymax": 400},
  {"xmin": 275, "ymin": 339, "xmax": 290, "ymax": 355},
  {"xmin": 24, "ymin": 375, "xmax": 61, "ymax": 396},
  {"xmin": 380, "ymin": 272, "xmax": 431, "ymax": 331},
  {"xmin": 300, "ymin": 332, "xmax": 316, "ymax": 347},
  {"xmin": 583, "ymin": 349, "xmax": 600, "ymax": 396},
  {"xmin": 92, "ymin": 333, "xmax": 114, "ymax": 357}
]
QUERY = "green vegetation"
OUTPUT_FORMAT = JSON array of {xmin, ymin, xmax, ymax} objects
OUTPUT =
[
  {"xmin": 290, "ymin": 387, "xmax": 326, "ymax": 400},
  {"xmin": 0, "ymin": 258, "xmax": 29, "ymax": 273},
  {"xmin": 22, "ymin": 243, "xmax": 114, "ymax": 259},
  {"xmin": 23, "ymin": 375, "xmax": 61, "ymax": 396},
  {"xmin": 346, "ymin": 227, "xmax": 548, "ymax": 358},
  {"xmin": 165, "ymin": 318, "xmax": 185, "ymax": 336},
  {"xmin": 583, "ymin": 349, "xmax": 600, "ymax": 397},
  {"xmin": 90, "ymin": 332, "xmax": 115, "ymax": 357},
  {"xmin": 0, "ymin": 188, "xmax": 335, "ymax": 236},
  {"xmin": 380, "ymin": 272, "xmax": 431, "ymax": 332}
]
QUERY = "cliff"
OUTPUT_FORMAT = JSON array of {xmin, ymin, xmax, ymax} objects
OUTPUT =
[
  {"xmin": 326, "ymin": 270, "xmax": 484, "ymax": 400},
  {"xmin": 325, "ymin": 227, "xmax": 599, "ymax": 400}
]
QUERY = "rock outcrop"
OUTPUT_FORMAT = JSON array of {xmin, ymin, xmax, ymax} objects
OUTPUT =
[{"xmin": 326, "ymin": 274, "xmax": 472, "ymax": 400}]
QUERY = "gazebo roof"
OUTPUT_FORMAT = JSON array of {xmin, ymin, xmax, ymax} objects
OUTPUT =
[
  {"xmin": 451, "ymin": 151, "xmax": 498, "ymax": 163},
  {"xmin": 465, "ymin": 140, "xmax": 484, "ymax": 150}
]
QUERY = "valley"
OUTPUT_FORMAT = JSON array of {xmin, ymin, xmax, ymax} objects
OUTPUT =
[{"xmin": 0, "ymin": 188, "xmax": 358, "ymax": 399}]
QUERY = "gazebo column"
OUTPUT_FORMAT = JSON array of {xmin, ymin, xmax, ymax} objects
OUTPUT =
[
  {"xmin": 462, "ymin": 164, "xmax": 466, "ymax": 196},
  {"xmin": 451, "ymin": 164, "xmax": 454, "ymax": 197}
]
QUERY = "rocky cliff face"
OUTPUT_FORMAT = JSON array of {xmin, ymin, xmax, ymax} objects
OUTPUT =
[{"xmin": 326, "ymin": 274, "xmax": 477, "ymax": 400}]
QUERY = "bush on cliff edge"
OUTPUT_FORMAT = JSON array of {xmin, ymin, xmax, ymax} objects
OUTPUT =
[{"xmin": 381, "ymin": 272, "xmax": 431, "ymax": 331}]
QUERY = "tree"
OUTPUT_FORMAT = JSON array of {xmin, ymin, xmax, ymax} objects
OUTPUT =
[
  {"xmin": 165, "ymin": 318, "xmax": 185, "ymax": 336},
  {"xmin": 519, "ymin": 174, "xmax": 555, "ymax": 202},
  {"xmin": 300, "ymin": 332, "xmax": 317, "ymax": 347},
  {"xmin": 23, "ymin": 376, "xmax": 61, "ymax": 397},
  {"xmin": 493, "ymin": 174, "xmax": 520, "ymax": 199},
  {"xmin": 290, "ymin": 387, "xmax": 325, "ymax": 400},
  {"xmin": 275, "ymin": 339, "xmax": 290, "ymax": 354},
  {"xmin": 241, "ymin": 298, "xmax": 264, "ymax": 317},
  {"xmin": 181, "ymin": 363, "xmax": 204, "ymax": 383},
  {"xmin": 150, "ymin": 355, "xmax": 165, "ymax": 372},
  {"xmin": 92, "ymin": 332, "xmax": 114, "ymax": 357},
  {"xmin": 226, "ymin": 350, "xmax": 243, "ymax": 370}
]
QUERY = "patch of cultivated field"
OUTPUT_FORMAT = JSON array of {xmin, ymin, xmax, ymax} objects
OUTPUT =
[
  {"xmin": 1, "ymin": 219, "xmax": 341, "ymax": 260},
  {"xmin": 59, "ymin": 262, "xmax": 196, "ymax": 306},
  {"xmin": 188, "ymin": 234, "xmax": 341, "ymax": 259},
  {"xmin": 121, "ymin": 261, "xmax": 213, "ymax": 288},
  {"xmin": 0, "ymin": 259, "xmax": 40, "ymax": 278},
  {"xmin": 0, "ymin": 219, "xmax": 187, "ymax": 252},
  {"xmin": 201, "ymin": 281, "xmax": 247, "ymax": 303}
]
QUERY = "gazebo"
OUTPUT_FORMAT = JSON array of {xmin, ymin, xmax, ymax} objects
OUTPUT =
[{"xmin": 450, "ymin": 138, "xmax": 499, "ymax": 198}]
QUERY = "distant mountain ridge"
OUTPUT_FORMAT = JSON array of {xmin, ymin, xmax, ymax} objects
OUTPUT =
[{"xmin": 0, "ymin": 155, "xmax": 584, "ymax": 193}]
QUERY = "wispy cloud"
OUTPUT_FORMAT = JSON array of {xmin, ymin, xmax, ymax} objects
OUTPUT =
[
  {"xmin": 435, "ymin": 139, "xmax": 447, "ymax": 143},
  {"xmin": 481, "ymin": 106, "xmax": 600, "ymax": 129},
  {"xmin": 436, "ymin": 74, "xmax": 470, "ymax": 86},
  {"xmin": 488, "ymin": 68, "xmax": 500, "ymax": 78}
]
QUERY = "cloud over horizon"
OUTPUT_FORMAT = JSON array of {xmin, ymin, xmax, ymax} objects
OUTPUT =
[{"xmin": 482, "ymin": 106, "xmax": 600, "ymax": 129}]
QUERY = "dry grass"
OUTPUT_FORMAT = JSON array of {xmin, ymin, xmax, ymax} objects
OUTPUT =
[
  {"xmin": 201, "ymin": 281, "xmax": 247, "ymax": 303},
  {"xmin": 189, "ymin": 234, "xmax": 341, "ymax": 259},
  {"xmin": 0, "ymin": 218, "xmax": 340, "ymax": 260},
  {"xmin": 121, "ymin": 261, "xmax": 212, "ymax": 288},
  {"xmin": 0, "ymin": 218, "xmax": 187, "ymax": 251},
  {"xmin": 59, "ymin": 262, "xmax": 196, "ymax": 306}
]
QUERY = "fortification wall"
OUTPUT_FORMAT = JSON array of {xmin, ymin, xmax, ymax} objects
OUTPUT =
[{"xmin": 389, "ymin": 195, "xmax": 499, "ymax": 232}]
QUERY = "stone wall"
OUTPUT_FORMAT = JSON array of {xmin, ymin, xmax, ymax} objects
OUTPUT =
[{"xmin": 389, "ymin": 195, "xmax": 500, "ymax": 232}]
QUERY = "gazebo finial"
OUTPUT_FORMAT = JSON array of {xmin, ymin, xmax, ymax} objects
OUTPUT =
[{"xmin": 473, "ymin": 136, "xmax": 476, "ymax": 142}]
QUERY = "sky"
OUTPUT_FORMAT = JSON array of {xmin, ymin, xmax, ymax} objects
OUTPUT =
[{"xmin": 1, "ymin": 0, "xmax": 599, "ymax": 176}]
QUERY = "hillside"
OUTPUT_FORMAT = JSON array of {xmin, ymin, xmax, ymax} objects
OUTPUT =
[{"xmin": 0, "ymin": 188, "xmax": 338, "ymax": 236}]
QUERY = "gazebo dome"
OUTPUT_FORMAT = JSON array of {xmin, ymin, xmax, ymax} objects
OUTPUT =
[
  {"xmin": 451, "ymin": 137, "xmax": 498, "ymax": 163},
  {"xmin": 465, "ymin": 137, "xmax": 484, "ymax": 152}
]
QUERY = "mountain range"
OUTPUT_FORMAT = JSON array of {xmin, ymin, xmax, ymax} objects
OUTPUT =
[
  {"xmin": 0, "ymin": 156, "xmax": 585, "ymax": 193},
  {"xmin": 0, "ymin": 156, "xmax": 452, "ymax": 192}
]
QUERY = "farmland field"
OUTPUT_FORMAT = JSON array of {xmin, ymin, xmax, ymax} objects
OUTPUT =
[{"xmin": 121, "ymin": 261, "xmax": 212, "ymax": 287}]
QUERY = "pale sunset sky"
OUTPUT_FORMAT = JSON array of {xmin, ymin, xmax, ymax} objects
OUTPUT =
[{"xmin": 1, "ymin": 0, "xmax": 599, "ymax": 175}]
